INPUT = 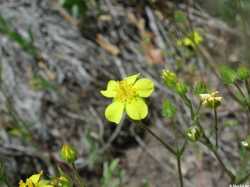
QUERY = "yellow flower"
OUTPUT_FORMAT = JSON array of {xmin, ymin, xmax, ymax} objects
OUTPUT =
[
  {"xmin": 177, "ymin": 31, "xmax": 203, "ymax": 48},
  {"xmin": 101, "ymin": 74, "xmax": 154, "ymax": 124},
  {"xmin": 19, "ymin": 171, "xmax": 53, "ymax": 187},
  {"xmin": 199, "ymin": 91, "xmax": 222, "ymax": 108}
]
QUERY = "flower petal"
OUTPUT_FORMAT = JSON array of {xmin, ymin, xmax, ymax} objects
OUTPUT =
[
  {"xmin": 19, "ymin": 180, "xmax": 26, "ymax": 187},
  {"xmin": 100, "ymin": 80, "xmax": 118, "ymax": 98},
  {"xmin": 105, "ymin": 101, "xmax": 125, "ymax": 124},
  {"xmin": 124, "ymin": 74, "xmax": 140, "ymax": 85},
  {"xmin": 134, "ymin": 78, "xmax": 154, "ymax": 97},
  {"xmin": 126, "ymin": 98, "xmax": 148, "ymax": 120},
  {"xmin": 28, "ymin": 171, "xmax": 43, "ymax": 184}
]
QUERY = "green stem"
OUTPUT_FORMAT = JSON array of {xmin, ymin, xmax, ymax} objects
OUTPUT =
[
  {"xmin": 138, "ymin": 123, "xmax": 176, "ymax": 155},
  {"xmin": 72, "ymin": 164, "xmax": 85, "ymax": 187},
  {"xmin": 214, "ymin": 108, "xmax": 218, "ymax": 149},
  {"xmin": 182, "ymin": 95, "xmax": 195, "ymax": 120},
  {"xmin": 138, "ymin": 122, "xmax": 185, "ymax": 186},
  {"xmin": 235, "ymin": 82, "xmax": 250, "ymax": 132},
  {"xmin": 245, "ymin": 80, "xmax": 250, "ymax": 96},
  {"xmin": 196, "ymin": 122, "xmax": 235, "ymax": 181},
  {"xmin": 177, "ymin": 155, "xmax": 184, "ymax": 187},
  {"xmin": 235, "ymin": 82, "xmax": 246, "ymax": 99},
  {"xmin": 236, "ymin": 171, "xmax": 250, "ymax": 184}
]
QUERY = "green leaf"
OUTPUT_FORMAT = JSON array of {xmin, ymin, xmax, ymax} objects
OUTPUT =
[
  {"xmin": 110, "ymin": 159, "xmax": 119, "ymax": 172},
  {"xmin": 174, "ymin": 10, "xmax": 188, "ymax": 23},
  {"xmin": 0, "ymin": 15, "xmax": 10, "ymax": 34},
  {"xmin": 0, "ymin": 14, "xmax": 38, "ymax": 57},
  {"xmin": 219, "ymin": 65, "xmax": 238, "ymax": 85},
  {"xmin": 59, "ymin": 0, "xmax": 88, "ymax": 18},
  {"xmin": 30, "ymin": 75, "xmax": 56, "ymax": 91},
  {"xmin": 223, "ymin": 119, "xmax": 239, "ymax": 128},
  {"xmin": 162, "ymin": 99, "xmax": 176, "ymax": 119}
]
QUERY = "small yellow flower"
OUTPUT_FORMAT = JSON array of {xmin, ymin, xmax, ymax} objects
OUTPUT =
[
  {"xmin": 101, "ymin": 74, "xmax": 154, "ymax": 124},
  {"xmin": 199, "ymin": 91, "xmax": 222, "ymax": 108},
  {"xmin": 177, "ymin": 31, "xmax": 203, "ymax": 48},
  {"xmin": 19, "ymin": 171, "xmax": 53, "ymax": 187}
]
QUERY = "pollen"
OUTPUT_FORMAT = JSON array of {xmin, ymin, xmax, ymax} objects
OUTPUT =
[{"xmin": 116, "ymin": 80, "xmax": 136, "ymax": 102}]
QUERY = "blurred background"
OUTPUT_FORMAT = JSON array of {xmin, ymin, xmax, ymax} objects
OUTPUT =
[{"xmin": 0, "ymin": 0, "xmax": 250, "ymax": 186}]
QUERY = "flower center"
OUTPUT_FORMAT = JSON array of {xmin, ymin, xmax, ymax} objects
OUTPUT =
[{"xmin": 116, "ymin": 80, "xmax": 136, "ymax": 102}]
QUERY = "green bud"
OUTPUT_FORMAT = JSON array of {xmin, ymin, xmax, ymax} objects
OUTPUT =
[
  {"xmin": 161, "ymin": 70, "xmax": 177, "ymax": 90},
  {"xmin": 162, "ymin": 99, "xmax": 176, "ymax": 119},
  {"xmin": 241, "ymin": 140, "xmax": 249, "ymax": 149},
  {"xmin": 241, "ymin": 135, "xmax": 250, "ymax": 150},
  {"xmin": 219, "ymin": 65, "xmax": 238, "ymax": 85},
  {"xmin": 186, "ymin": 126, "xmax": 202, "ymax": 142},
  {"xmin": 237, "ymin": 66, "xmax": 250, "ymax": 81},
  {"xmin": 176, "ymin": 81, "xmax": 188, "ymax": 96},
  {"xmin": 60, "ymin": 144, "xmax": 77, "ymax": 163},
  {"xmin": 194, "ymin": 81, "xmax": 208, "ymax": 95}
]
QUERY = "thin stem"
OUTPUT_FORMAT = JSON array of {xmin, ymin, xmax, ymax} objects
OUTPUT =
[
  {"xmin": 182, "ymin": 95, "xmax": 195, "ymax": 120},
  {"xmin": 236, "ymin": 171, "xmax": 250, "ymax": 184},
  {"xmin": 177, "ymin": 155, "xmax": 184, "ymax": 187},
  {"xmin": 235, "ymin": 82, "xmax": 250, "ymax": 133},
  {"xmin": 138, "ymin": 122, "xmax": 185, "ymax": 186},
  {"xmin": 72, "ymin": 164, "xmax": 85, "ymax": 187},
  {"xmin": 138, "ymin": 122, "xmax": 176, "ymax": 155},
  {"xmin": 214, "ymin": 108, "xmax": 218, "ymax": 149},
  {"xmin": 210, "ymin": 145, "xmax": 235, "ymax": 182},
  {"xmin": 245, "ymin": 80, "xmax": 250, "ymax": 96},
  {"xmin": 235, "ymin": 82, "xmax": 246, "ymax": 99},
  {"xmin": 197, "ymin": 122, "xmax": 235, "ymax": 181}
]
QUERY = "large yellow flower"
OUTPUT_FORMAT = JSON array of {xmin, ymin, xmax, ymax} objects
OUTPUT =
[{"xmin": 101, "ymin": 74, "xmax": 154, "ymax": 124}]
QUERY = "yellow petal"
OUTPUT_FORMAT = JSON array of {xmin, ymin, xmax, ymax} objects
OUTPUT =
[
  {"xmin": 105, "ymin": 101, "xmax": 125, "ymax": 124},
  {"xmin": 193, "ymin": 31, "xmax": 203, "ymax": 44},
  {"xmin": 100, "ymin": 80, "xmax": 118, "ymax": 98},
  {"xmin": 183, "ymin": 38, "xmax": 194, "ymax": 47},
  {"xmin": 38, "ymin": 180, "xmax": 53, "ymax": 187},
  {"xmin": 19, "ymin": 180, "xmax": 26, "ymax": 187},
  {"xmin": 27, "ymin": 171, "xmax": 43, "ymax": 185},
  {"xmin": 124, "ymin": 74, "xmax": 140, "ymax": 85},
  {"xmin": 134, "ymin": 78, "xmax": 154, "ymax": 97},
  {"xmin": 126, "ymin": 98, "xmax": 148, "ymax": 120}
]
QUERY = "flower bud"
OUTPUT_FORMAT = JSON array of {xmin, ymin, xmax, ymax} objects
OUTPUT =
[
  {"xmin": 60, "ymin": 144, "xmax": 77, "ymax": 163},
  {"xmin": 241, "ymin": 140, "xmax": 249, "ymax": 149},
  {"xmin": 161, "ymin": 70, "xmax": 177, "ymax": 90},
  {"xmin": 241, "ymin": 135, "xmax": 250, "ymax": 150},
  {"xmin": 237, "ymin": 66, "xmax": 250, "ymax": 81},
  {"xmin": 186, "ymin": 126, "xmax": 202, "ymax": 142},
  {"xmin": 176, "ymin": 82, "xmax": 188, "ymax": 96}
]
